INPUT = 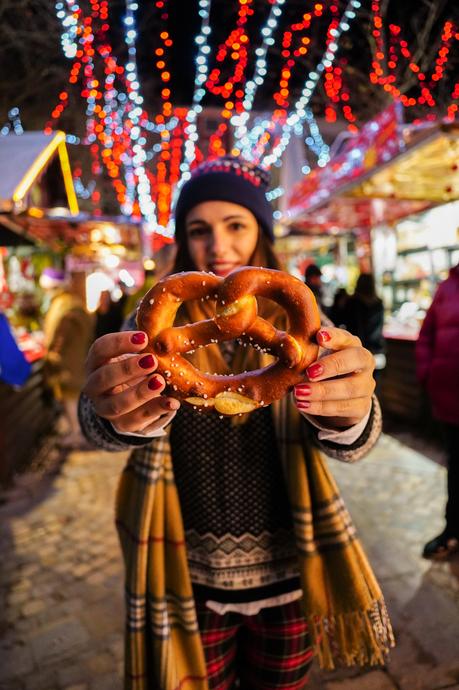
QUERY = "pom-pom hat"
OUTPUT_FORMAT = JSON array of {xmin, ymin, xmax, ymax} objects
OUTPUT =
[
  {"xmin": 174, "ymin": 156, "xmax": 274, "ymax": 242},
  {"xmin": 39, "ymin": 267, "xmax": 67, "ymax": 289}
]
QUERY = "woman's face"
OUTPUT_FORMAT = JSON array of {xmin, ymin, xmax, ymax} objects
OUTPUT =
[{"xmin": 185, "ymin": 201, "xmax": 259, "ymax": 277}]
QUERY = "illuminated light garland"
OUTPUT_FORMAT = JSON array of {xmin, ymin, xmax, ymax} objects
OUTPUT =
[
  {"xmin": 200, "ymin": 0, "xmax": 255, "ymax": 161},
  {"xmin": 50, "ymin": 0, "xmax": 123, "ymax": 212},
  {"xmin": 304, "ymin": 108, "xmax": 330, "ymax": 166},
  {"xmin": 266, "ymin": 186, "xmax": 284, "ymax": 201},
  {"xmin": 121, "ymin": 0, "xmax": 156, "ymax": 222},
  {"xmin": 239, "ymin": 3, "xmax": 325, "ymax": 160},
  {"xmin": 447, "ymin": 80, "xmax": 459, "ymax": 120},
  {"xmin": 239, "ymin": 2, "xmax": 355, "ymax": 165},
  {"xmin": 151, "ymin": 0, "xmax": 175, "ymax": 230},
  {"xmin": 369, "ymin": 0, "xmax": 458, "ymax": 109},
  {"xmin": 1, "ymin": 107, "xmax": 24, "ymax": 136},
  {"xmin": 172, "ymin": 0, "xmax": 211, "ymax": 200},
  {"xmin": 73, "ymin": 164, "xmax": 96, "ymax": 200},
  {"xmin": 322, "ymin": 6, "xmax": 458, "ymax": 126},
  {"xmin": 48, "ymin": 0, "xmax": 458, "ymax": 239},
  {"xmin": 49, "ymin": 0, "xmax": 343, "ymax": 228},
  {"xmin": 260, "ymin": 0, "xmax": 362, "ymax": 168},
  {"xmin": 232, "ymin": 0, "xmax": 287, "ymax": 149},
  {"xmin": 48, "ymin": 1, "xmax": 359, "ymax": 227}
]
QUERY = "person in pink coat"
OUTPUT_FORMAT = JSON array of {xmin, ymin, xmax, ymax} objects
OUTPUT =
[{"xmin": 416, "ymin": 263, "xmax": 459, "ymax": 559}]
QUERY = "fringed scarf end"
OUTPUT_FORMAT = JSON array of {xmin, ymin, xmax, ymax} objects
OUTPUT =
[{"xmin": 309, "ymin": 598, "xmax": 395, "ymax": 671}]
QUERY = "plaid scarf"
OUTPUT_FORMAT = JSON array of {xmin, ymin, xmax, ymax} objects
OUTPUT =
[{"xmin": 116, "ymin": 301, "xmax": 394, "ymax": 689}]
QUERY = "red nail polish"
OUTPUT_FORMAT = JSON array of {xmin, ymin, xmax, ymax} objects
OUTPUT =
[
  {"xmin": 307, "ymin": 363, "xmax": 323, "ymax": 379},
  {"xmin": 318, "ymin": 330, "xmax": 331, "ymax": 342},
  {"xmin": 148, "ymin": 377, "xmax": 162, "ymax": 391},
  {"xmin": 297, "ymin": 401, "xmax": 311, "ymax": 409},
  {"xmin": 296, "ymin": 384, "xmax": 311, "ymax": 396},
  {"xmin": 139, "ymin": 355, "xmax": 155, "ymax": 369},
  {"xmin": 131, "ymin": 332, "xmax": 146, "ymax": 345}
]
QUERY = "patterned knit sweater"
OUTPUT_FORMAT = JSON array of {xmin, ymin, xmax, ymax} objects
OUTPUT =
[
  {"xmin": 170, "ymin": 404, "xmax": 300, "ymax": 601},
  {"xmin": 79, "ymin": 389, "xmax": 382, "ymax": 605}
]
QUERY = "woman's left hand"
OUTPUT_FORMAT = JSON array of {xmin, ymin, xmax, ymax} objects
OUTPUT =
[{"xmin": 294, "ymin": 327, "xmax": 375, "ymax": 428}]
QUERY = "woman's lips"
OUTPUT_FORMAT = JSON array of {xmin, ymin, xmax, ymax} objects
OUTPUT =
[{"xmin": 209, "ymin": 263, "xmax": 238, "ymax": 276}]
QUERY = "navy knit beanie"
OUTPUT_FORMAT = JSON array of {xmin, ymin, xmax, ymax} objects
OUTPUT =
[{"xmin": 174, "ymin": 156, "xmax": 274, "ymax": 242}]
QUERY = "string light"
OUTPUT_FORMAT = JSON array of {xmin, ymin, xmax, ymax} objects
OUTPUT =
[
  {"xmin": 48, "ymin": 0, "xmax": 458, "ymax": 239},
  {"xmin": 266, "ymin": 186, "xmax": 285, "ymax": 201},
  {"xmin": 233, "ymin": 0, "xmax": 287, "ymax": 150},
  {"xmin": 1, "ymin": 107, "xmax": 24, "ymax": 136},
  {"xmin": 261, "ymin": 0, "xmax": 362, "ymax": 168},
  {"xmin": 304, "ymin": 108, "xmax": 330, "ymax": 166},
  {"xmin": 121, "ymin": 0, "xmax": 156, "ymax": 222},
  {"xmin": 174, "ymin": 0, "xmax": 212, "ymax": 191}
]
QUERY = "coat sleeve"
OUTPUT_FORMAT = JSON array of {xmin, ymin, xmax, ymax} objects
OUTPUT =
[
  {"xmin": 415, "ymin": 291, "xmax": 438, "ymax": 385},
  {"xmin": 78, "ymin": 393, "xmax": 155, "ymax": 451},
  {"xmin": 304, "ymin": 395, "xmax": 382, "ymax": 463}
]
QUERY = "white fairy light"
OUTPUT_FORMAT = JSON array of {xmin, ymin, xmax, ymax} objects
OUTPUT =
[
  {"xmin": 233, "ymin": 0, "xmax": 286, "ymax": 150},
  {"xmin": 55, "ymin": 1, "xmax": 79, "ymax": 59},
  {"xmin": 261, "ymin": 0, "xmax": 363, "ymax": 168},
  {"xmin": 120, "ymin": 0, "xmax": 156, "ymax": 222},
  {"xmin": 171, "ymin": 0, "xmax": 212, "ymax": 215}
]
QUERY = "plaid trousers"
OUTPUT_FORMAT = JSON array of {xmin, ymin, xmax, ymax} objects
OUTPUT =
[{"xmin": 196, "ymin": 598, "xmax": 314, "ymax": 690}]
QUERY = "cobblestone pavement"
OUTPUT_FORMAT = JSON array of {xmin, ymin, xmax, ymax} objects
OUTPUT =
[{"xmin": 0, "ymin": 434, "xmax": 458, "ymax": 690}]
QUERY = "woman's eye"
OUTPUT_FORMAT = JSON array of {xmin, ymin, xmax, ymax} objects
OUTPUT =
[
  {"xmin": 187, "ymin": 226, "xmax": 209, "ymax": 238},
  {"xmin": 229, "ymin": 222, "xmax": 245, "ymax": 231}
]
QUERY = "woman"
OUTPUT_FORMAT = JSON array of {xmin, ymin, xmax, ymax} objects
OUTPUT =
[
  {"xmin": 79, "ymin": 157, "xmax": 393, "ymax": 690},
  {"xmin": 416, "ymin": 263, "xmax": 459, "ymax": 559},
  {"xmin": 343, "ymin": 273, "xmax": 386, "ymax": 384}
]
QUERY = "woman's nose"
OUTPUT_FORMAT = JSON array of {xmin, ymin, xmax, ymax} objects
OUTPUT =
[{"xmin": 210, "ymin": 229, "xmax": 228, "ymax": 256}]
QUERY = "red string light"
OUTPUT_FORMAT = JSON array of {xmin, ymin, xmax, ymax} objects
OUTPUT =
[{"xmin": 47, "ymin": 0, "xmax": 459, "ymax": 237}]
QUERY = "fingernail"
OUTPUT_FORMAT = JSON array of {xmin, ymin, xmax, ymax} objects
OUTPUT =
[
  {"xmin": 307, "ymin": 363, "xmax": 323, "ymax": 379},
  {"xmin": 148, "ymin": 376, "xmax": 163, "ymax": 391},
  {"xmin": 164, "ymin": 399, "xmax": 180, "ymax": 411},
  {"xmin": 131, "ymin": 332, "xmax": 146, "ymax": 345},
  {"xmin": 318, "ymin": 330, "xmax": 331, "ymax": 343},
  {"xmin": 297, "ymin": 401, "xmax": 311, "ymax": 409},
  {"xmin": 139, "ymin": 354, "xmax": 155, "ymax": 369},
  {"xmin": 295, "ymin": 384, "xmax": 311, "ymax": 396}
]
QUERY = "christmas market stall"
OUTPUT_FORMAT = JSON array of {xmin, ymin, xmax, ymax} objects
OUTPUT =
[
  {"xmin": 0, "ymin": 131, "xmax": 80, "ymax": 483},
  {"xmin": 283, "ymin": 112, "xmax": 459, "ymax": 423},
  {"xmin": 0, "ymin": 132, "xmax": 144, "ymax": 483}
]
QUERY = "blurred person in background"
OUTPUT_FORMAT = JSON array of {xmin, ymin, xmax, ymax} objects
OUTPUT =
[
  {"xmin": 416, "ymin": 262, "xmax": 459, "ymax": 559},
  {"xmin": 329, "ymin": 287, "xmax": 349, "ymax": 328},
  {"xmin": 343, "ymin": 273, "xmax": 386, "ymax": 386},
  {"xmin": 304, "ymin": 263, "xmax": 324, "ymax": 311},
  {"xmin": 10, "ymin": 291, "xmax": 41, "ymax": 332},
  {"xmin": 0, "ymin": 311, "xmax": 31, "ymax": 387},
  {"xmin": 95, "ymin": 288, "xmax": 127, "ymax": 340},
  {"xmin": 39, "ymin": 267, "xmax": 94, "ymax": 447}
]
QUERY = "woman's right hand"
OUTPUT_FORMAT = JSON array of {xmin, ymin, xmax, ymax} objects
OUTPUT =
[{"xmin": 83, "ymin": 331, "xmax": 180, "ymax": 435}]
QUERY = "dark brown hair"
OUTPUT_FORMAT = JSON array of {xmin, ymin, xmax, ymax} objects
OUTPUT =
[{"xmin": 354, "ymin": 273, "xmax": 379, "ymax": 303}]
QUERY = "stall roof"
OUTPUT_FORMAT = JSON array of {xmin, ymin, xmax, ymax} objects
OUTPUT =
[
  {"xmin": 284, "ymin": 115, "xmax": 459, "ymax": 234},
  {"xmin": 350, "ymin": 123, "xmax": 459, "ymax": 202},
  {"xmin": 0, "ymin": 131, "xmax": 78, "ymax": 215},
  {"xmin": 0, "ymin": 215, "xmax": 35, "ymax": 246}
]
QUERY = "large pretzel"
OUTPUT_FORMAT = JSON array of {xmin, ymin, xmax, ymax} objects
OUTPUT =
[{"xmin": 137, "ymin": 267, "xmax": 320, "ymax": 415}]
